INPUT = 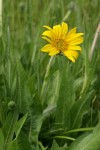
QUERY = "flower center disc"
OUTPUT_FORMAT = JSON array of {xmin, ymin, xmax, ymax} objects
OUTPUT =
[{"xmin": 56, "ymin": 39, "xmax": 67, "ymax": 52}]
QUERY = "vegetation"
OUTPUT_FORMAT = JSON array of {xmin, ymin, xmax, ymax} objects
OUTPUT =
[{"xmin": 0, "ymin": 0, "xmax": 100, "ymax": 149}]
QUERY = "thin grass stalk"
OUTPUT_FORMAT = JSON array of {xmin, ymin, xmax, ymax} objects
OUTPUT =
[
  {"xmin": 89, "ymin": 22, "xmax": 100, "ymax": 61},
  {"xmin": 0, "ymin": 0, "xmax": 2, "ymax": 37}
]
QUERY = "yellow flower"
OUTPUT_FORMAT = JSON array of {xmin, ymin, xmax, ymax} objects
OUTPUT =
[{"xmin": 41, "ymin": 22, "xmax": 84, "ymax": 62}]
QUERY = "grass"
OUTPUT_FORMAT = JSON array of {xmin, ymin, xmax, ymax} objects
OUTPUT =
[{"xmin": 0, "ymin": 0, "xmax": 100, "ymax": 150}]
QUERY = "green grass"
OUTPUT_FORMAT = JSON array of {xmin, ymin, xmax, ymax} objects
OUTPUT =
[{"xmin": 0, "ymin": 0, "xmax": 100, "ymax": 149}]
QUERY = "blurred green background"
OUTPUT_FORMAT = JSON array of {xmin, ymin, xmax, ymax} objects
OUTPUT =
[{"xmin": 0, "ymin": 0, "xmax": 100, "ymax": 150}]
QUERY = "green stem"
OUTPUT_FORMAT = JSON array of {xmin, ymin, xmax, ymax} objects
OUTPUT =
[{"xmin": 3, "ymin": 111, "xmax": 18, "ymax": 150}]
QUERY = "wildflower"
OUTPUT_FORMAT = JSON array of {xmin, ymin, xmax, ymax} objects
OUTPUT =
[{"xmin": 41, "ymin": 22, "xmax": 84, "ymax": 62}]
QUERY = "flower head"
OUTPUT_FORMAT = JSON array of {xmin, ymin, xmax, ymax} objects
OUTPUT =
[{"xmin": 41, "ymin": 22, "xmax": 84, "ymax": 62}]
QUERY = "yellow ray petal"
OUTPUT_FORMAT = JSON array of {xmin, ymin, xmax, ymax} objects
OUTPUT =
[
  {"xmin": 61, "ymin": 22, "xmax": 68, "ymax": 37},
  {"xmin": 67, "ymin": 50, "xmax": 79, "ymax": 59},
  {"xmin": 69, "ymin": 36, "xmax": 84, "ymax": 45},
  {"xmin": 43, "ymin": 25, "xmax": 53, "ymax": 31},
  {"xmin": 68, "ymin": 45, "xmax": 82, "ymax": 51},
  {"xmin": 42, "ymin": 30, "xmax": 52, "ymax": 38},
  {"xmin": 42, "ymin": 36, "xmax": 52, "ymax": 43},
  {"xmin": 53, "ymin": 25, "xmax": 62, "ymax": 37},
  {"xmin": 66, "ymin": 33, "xmax": 84, "ymax": 42},
  {"xmin": 42, "ymin": 30, "xmax": 56, "ymax": 41},
  {"xmin": 63, "ymin": 51, "xmax": 76, "ymax": 62},
  {"xmin": 66, "ymin": 27, "xmax": 77, "ymax": 38},
  {"xmin": 41, "ymin": 44, "xmax": 53, "ymax": 52},
  {"xmin": 49, "ymin": 48, "xmax": 59, "ymax": 56},
  {"xmin": 63, "ymin": 49, "xmax": 79, "ymax": 61}
]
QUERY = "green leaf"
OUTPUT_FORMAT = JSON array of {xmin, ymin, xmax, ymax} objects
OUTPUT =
[
  {"xmin": 0, "ymin": 128, "xmax": 4, "ymax": 150},
  {"xmin": 44, "ymin": 70, "xmax": 60, "ymax": 105},
  {"xmin": 15, "ymin": 61, "xmax": 33, "ymax": 114},
  {"xmin": 38, "ymin": 141, "xmax": 47, "ymax": 150},
  {"xmin": 51, "ymin": 140, "xmax": 60, "ymax": 150},
  {"xmin": 55, "ymin": 62, "xmax": 75, "ymax": 130},
  {"xmin": 8, "ymin": 131, "xmax": 32, "ymax": 150},
  {"xmin": 65, "ymin": 127, "xmax": 94, "ymax": 134},
  {"xmin": 51, "ymin": 140, "xmax": 65, "ymax": 150},
  {"xmin": 2, "ymin": 111, "xmax": 18, "ymax": 149},
  {"xmin": 15, "ymin": 114, "xmax": 27, "ymax": 138},
  {"xmin": 52, "ymin": 135, "xmax": 75, "ymax": 141},
  {"xmin": 70, "ymin": 91, "xmax": 93, "ymax": 129},
  {"xmin": 28, "ymin": 94, "xmax": 43, "ymax": 149},
  {"xmin": 68, "ymin": 122, "xmax": 100, "ymax": 150},
  {"xmin": 43, "ymin": 104, "xmax": 56, "ymax": 119}
]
